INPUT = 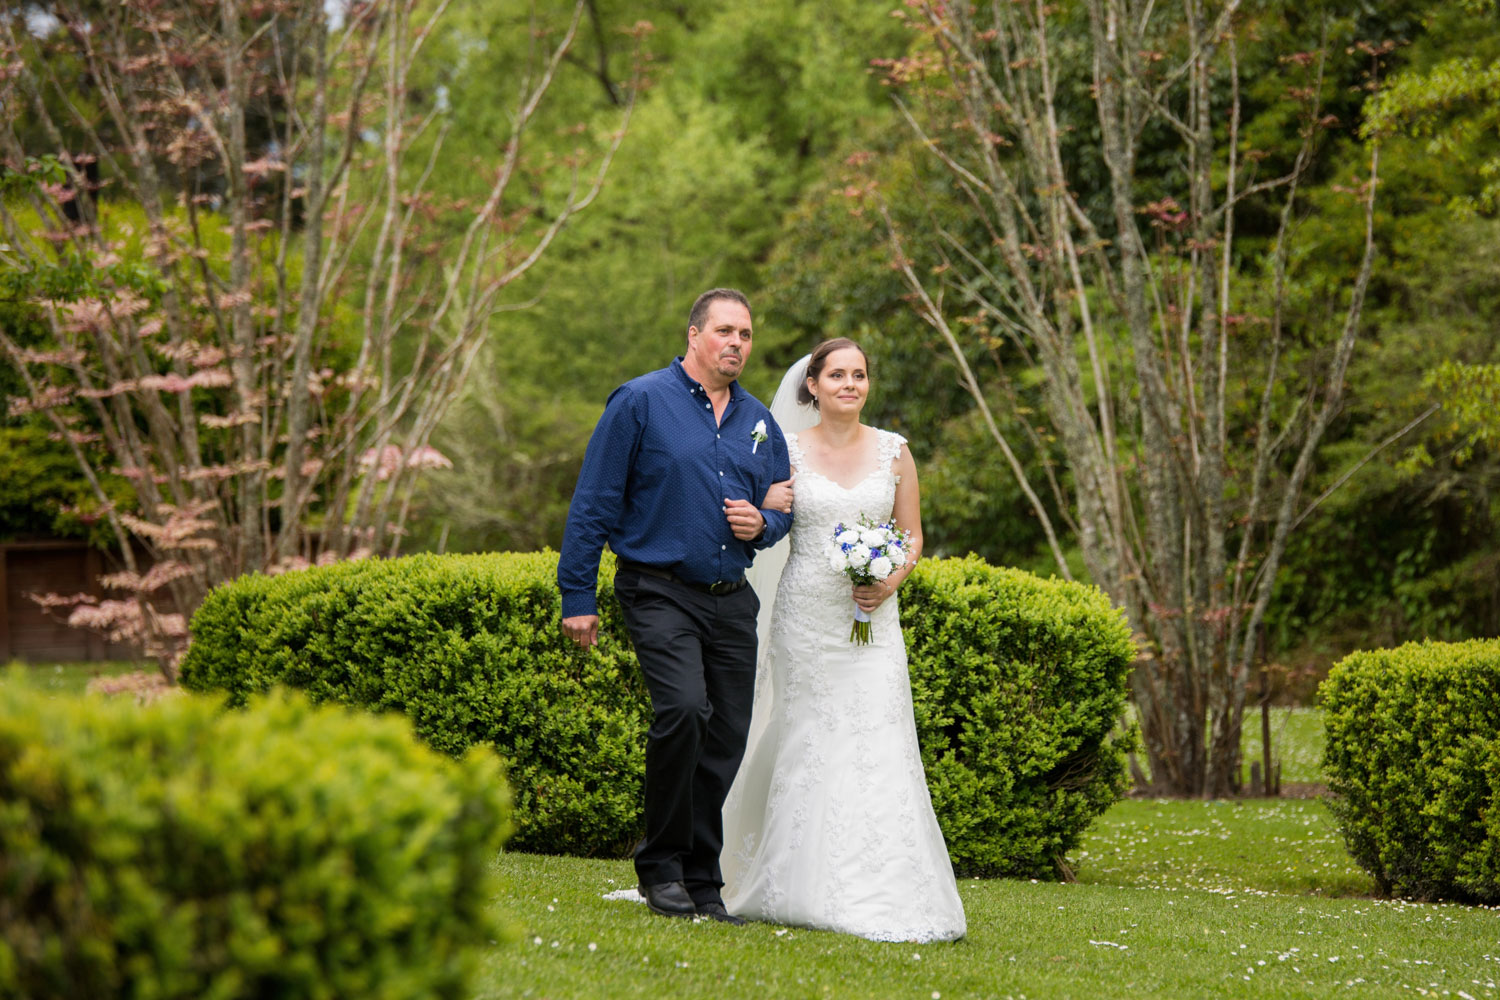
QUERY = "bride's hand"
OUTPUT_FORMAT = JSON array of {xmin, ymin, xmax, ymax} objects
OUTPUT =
[
  {"xmin": 761, "ymin": 474, "xmax": 795, "ymax": 514},
  {"xmin": 852, "ymin": 580, "xmax": 895, "ymax": 613}
]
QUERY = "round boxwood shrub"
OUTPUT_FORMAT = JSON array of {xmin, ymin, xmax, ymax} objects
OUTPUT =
[
  {"xmin": 0, "ymin": 677, "xmax": 511, "ymax": 1000},
  {"xmin": 181, "ymin": 551, "xmax": 647, "ymax": 857},
  {"xmin": 1321, "ymin": 637, "xmax": 1500, "ymax": 902},
  {"xmin": 181, "ymin": 551, "xmax": 1133, "ymax": 875},
  {"xmin": 902, "ymin": 555, "xmax": 1134, "ymax": 877}
]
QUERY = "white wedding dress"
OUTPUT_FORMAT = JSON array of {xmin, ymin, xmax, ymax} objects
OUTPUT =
[{"xmin": 720, "ymin": 428, "xmax": 966, "ymax": 942}]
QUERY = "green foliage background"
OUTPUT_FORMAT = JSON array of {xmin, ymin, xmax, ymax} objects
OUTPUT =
[
  {"xmin": 6, "ymin": 0, "xmax": 1500, "ymax": 679},
  {"xmin": 401, "ymin": 0, "xmax": 1500, "ymax": 682}
]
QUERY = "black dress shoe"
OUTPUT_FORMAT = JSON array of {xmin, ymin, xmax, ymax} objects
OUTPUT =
[
  {"xmin": 638, "ymin": 881, "xmax": 696, "ymax": 918},
  {"xmin": 695, "ymin": 901, "xmax": 746, "ymax": 926}
]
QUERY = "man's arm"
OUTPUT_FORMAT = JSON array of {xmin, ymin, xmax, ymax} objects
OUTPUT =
[
  {"xmin": 558, "ymin": 388, "xmax": 641, "ymax": 626},
  {"xmin": 754, "ymin": 418, "xmax": 793, "ymax": 548}
]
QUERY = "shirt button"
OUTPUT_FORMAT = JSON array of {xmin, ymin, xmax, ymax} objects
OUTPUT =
[
  {"xmin": 721, "ymin": 545, "xmax": 726, "ymax": 550},
  {"xmin": 716, "ymin": 434, "xmax": 720, "ymax": 439},
  {"xmin": 719, "ymin": 471, "xmax": 724, "ymax": 476},
  {"xmin": 705, "ymin": 403, "xmax": 711, "ymax": 409}
]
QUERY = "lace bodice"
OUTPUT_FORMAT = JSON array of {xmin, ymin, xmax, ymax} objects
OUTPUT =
[{"xmin": 777, "ymin": 428, "xmax": 907, "ymax": 639}]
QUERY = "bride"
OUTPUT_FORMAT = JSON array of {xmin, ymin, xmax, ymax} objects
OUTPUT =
[{"xmin": 720, "ymin": 338, "xmax": 966, "ymax": 942}]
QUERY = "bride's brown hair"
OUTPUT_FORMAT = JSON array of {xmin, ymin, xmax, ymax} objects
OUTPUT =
[{"xmin": 798, "ymin": 338, "xmax": 870, "ymax": 408}]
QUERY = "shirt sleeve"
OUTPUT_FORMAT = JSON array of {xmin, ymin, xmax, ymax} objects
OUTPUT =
[
  {"xmin": 558, "ymin": 387, "xmax": 642, "ymax": 618},
  {"xmin": 754, "ymin": 416, "xmax": 793, "ymax": 550}
]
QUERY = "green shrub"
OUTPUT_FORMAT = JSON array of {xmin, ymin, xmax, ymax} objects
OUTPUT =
[
  {"xmin": 1321, "ymin": 638, "xmax": 1500, "ymax": 902},
  {"xmin": 181, "ymin": 551, "xmax": 648, "ymax": 857},
  {"xmin": 0, "ymin": 677, "xmax": 511, "ymax": 1000},
  {"xmin": 181, "ymin": 552, "xmax": 1133, "ymax": 875},
  {"xmin": 902, "ymin": 555, "xmax": 1135, "ymax": 877}
]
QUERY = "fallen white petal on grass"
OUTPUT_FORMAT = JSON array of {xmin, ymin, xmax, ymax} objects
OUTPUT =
[
  {"xmin": 602, "ymin": 888, "xmax": 646, "ymax": 904},
  {"xmin": 1089, "ymin": 940, "xmax": 1129, "ymax": 951}
]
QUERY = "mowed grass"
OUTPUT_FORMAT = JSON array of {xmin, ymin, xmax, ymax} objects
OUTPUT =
[
  {"xmin": 1240, "ymin": 706, "xmax": 1326, "ymax": 785},
  {"xmin": 1129, "ymin": 704, "xmax": 1329, "ymax": 789},
  {"xmin": 481, "ymin": 836, "xmax": 1500, "ymax": 1000},
  {"xmin": 479, "ymin": 714, "xmax": 1499, "ymax": 999},
  {"xmin": 2, "ymin": 660, "xmax": 144, "ymax": 695},
  {"xmin": 1072, "ymin": 798, "xmax": 1371, "ymax": 897}
]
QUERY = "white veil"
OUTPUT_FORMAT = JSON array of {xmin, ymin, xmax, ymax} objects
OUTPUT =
[{"xmin": 743, "ymin": 353, "xmax": 817, "ymax": 748}]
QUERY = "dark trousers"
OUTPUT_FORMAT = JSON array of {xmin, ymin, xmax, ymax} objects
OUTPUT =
[{"xmin": 613, "ymin": 566, "xmax": 758, "ymax": 903}]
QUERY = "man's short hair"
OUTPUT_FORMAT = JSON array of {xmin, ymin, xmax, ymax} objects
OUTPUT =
[{"xmin": 688, "ymin": 288, "xmax": 751, "ymax": 333}]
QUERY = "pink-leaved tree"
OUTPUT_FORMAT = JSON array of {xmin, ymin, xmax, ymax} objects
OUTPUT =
[{"xmin": 0, "ymin": 0, "xmax": 640, "ymax": 675}]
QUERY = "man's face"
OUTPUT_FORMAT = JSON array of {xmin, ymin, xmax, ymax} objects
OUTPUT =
[{"xmin": 687, "ymin": 299, "xmax": 753, "ymax": 384}]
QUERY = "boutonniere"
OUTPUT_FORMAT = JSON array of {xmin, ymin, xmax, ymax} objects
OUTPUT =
[{"xmin": 750, "ymin": 420, "xmax": 768, "ymax": 454}]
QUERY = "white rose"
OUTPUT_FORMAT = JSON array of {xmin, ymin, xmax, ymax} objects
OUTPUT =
[
  {"xmin": 850, "ymin": 544, "xmax": 872, "ymax": 567},
  {"xmin": 860, "ymin": 528, "xmax": 885, "ymax": 546},
  {"xmin": 889, "ymin": 547, "xmax": 907, "ymax": 567},
  {"xmin": 836, "ymin": 529, "xmax": 861, "ymax": 547},
  {"xmin": 870, "ymin": 556, "xmax": 894, "ymax": 580},
  {"xmin": 829, "ymin": 550, "xmax": 848, "ymax": 572}
]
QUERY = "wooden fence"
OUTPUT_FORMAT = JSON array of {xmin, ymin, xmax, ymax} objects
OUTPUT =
[{"xmin": 0, "ymin": 540, "xmax": 139, "ymax": 662}]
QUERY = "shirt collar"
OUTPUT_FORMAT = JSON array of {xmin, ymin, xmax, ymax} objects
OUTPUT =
[{"xmin": 672, "ymin": 356, "xmax": 745, "ymax": 401}]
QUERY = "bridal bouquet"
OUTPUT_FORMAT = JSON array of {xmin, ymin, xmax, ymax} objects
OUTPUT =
[{"xmin": 829, "ymin": 514, "xmax": 911, "ymax": 644}]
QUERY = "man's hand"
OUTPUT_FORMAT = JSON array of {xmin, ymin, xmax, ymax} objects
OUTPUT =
[
  {"xmin": 724, "ymin": 497, "xmax": 766, "ymax": 540},
  {"xmin": 562, "ymin": 614, "xmax": 599, "ymax": 649},
  {"xmin": 761, "ymin": 475, "xmax": 795, "ymax": 514}
]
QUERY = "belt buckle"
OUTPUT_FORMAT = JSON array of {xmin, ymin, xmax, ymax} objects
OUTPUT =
[{"xmin": 708, "ymin": 580, "xmax": 729, "ymax": 596}]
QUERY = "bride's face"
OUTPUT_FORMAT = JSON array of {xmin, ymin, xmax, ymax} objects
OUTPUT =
[{"xmin": 807, "ymin": 346, "xmax": 869, "ymax": 418}]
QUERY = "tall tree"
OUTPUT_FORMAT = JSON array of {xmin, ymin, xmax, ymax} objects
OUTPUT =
[
  {"xmin": 0, "ymin": 0, "xmax": 637, "ymax": 670},
  {"xmin": 875, "ymin": 0, "xmax": 1384, "ymax": 795}
]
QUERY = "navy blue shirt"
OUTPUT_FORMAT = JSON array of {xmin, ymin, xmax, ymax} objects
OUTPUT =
[{"xmin": 558, "ymin": 358, "xmax": 792, "ymax": 618}]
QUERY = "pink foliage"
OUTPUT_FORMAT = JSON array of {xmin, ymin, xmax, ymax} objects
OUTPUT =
[
  {"xmin": 136, "ymin": 368, "xmax": 232, "ymax": 393},
  {"xmin": 199, "ymin": 411, "xmax": 259, "ymax": 429},
  {"xmin": 67, "ymin": 599, "xmax": 144, "ymax": 642},
  {"xmin": 119, "ymin": 500, "xmax": 219, "ymax": 552},
  {"xmin": 8, "ymin": 385, "xmax": 76, "ymax": 416},
  {"xmin": 15, "ymin": 346, "xmax": 86, "ymax": 365},
  {"xmin": 100, "ymin": 559, "xmax": 195, "ymax": 594},
  {"xmin": 358, "ymin": 444, "xmax": 453, "ymax": 481}
]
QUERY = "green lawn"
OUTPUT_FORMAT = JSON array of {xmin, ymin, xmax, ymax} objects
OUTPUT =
[
  {"xmin": 1125, "ymin": 705, "xmax": 1329, "ymax": 789},
  {"xmin": 481, "ymin": 800, "xmax": 1499, "ymax": 1000},
  {"xmin": 477, "ymin": 715, "xmax": 1492, "ymax": 1000},
  {"xmin": 1241, "ymin": 706, "xmax": 1326, "ymax": 785},
  {"xmin": 1071, "ymin": 799, "xmax": 1371, "ymax": 897},
  {"xmin": 2, "ymin": 660, "xmax": 145, "ymax": 695}
]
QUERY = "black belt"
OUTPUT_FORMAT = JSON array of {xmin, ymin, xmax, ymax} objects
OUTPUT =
[{"xmin": 618, "ymin": 561, "xmax": 748, "ymax": 596}]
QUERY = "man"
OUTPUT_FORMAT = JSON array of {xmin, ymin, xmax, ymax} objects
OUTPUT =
[{"xmin": 558, "ymin": 288, "xmax": 792, "ymax": 925}]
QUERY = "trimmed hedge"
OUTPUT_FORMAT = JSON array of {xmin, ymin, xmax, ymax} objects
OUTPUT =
[
  {"xmin": 181, "ymin": 552, "xmax": 647, "ymax": 857},
  {"xmin": 0, "ymin": 678, "xmax": 511, "ymax": 1000},
  {"xmin": 1321, "ymin": 638, "xmax": 1500, "ymax": 902},
  {"xmin": 182, "ymin": 551, "xmax": 1134, "ymax": 876},
  {"xmin": 902, "ymin": 555, "xmax": 1134, "ymax": 876}
]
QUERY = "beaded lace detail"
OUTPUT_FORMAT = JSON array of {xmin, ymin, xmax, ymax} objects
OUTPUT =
[{"xmin": 720, "ymin": 428, "xmax": 966, "ymax": 944}]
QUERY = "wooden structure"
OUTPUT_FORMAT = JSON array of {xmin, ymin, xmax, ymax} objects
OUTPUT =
[{"xmin": 0, "ymin": 540, "xmax": 137, "ymax": 662}]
